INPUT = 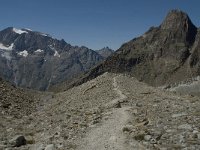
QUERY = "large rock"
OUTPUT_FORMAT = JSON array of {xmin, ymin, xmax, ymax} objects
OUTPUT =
[{"xmin": 9, "ymin": 135, "xmax": 26, "ymax": 147}]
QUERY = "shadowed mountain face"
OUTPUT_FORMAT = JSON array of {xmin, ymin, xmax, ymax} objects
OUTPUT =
[
  {"xmin": 66, "ymin": 10, "xmax": 200, "ymax": 89},
  {"xmin": 0, "ymin": 27, "xmax": 105, "ymax": 90}
]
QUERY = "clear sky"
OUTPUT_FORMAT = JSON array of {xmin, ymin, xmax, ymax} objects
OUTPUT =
[{"xmin": 0, "ymin": 0, "xmax": 199, "ymax": 50}]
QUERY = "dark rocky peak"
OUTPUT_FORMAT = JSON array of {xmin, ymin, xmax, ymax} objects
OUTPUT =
[
  {"xmin": 63, "ymin": 10, "xmax": 200, "ymax": 90},
  {"xmin": 1, "ymin": 27, "xmax": 15, "ymax": 33},
  {"xmin": 99, "ymin": 46, "xmax": 113, "ymax": 51},
  {"xmin": 0, "ymin": 27, "xmax": 54, "ymax": 40},
  {"xmin": 161, "ymin": 10, "xmax": 196, "ymax": 30},
  {"xmin": 0, "ymin": 27, "xmax": 27, "ymax": 34},
  {"xmin": 60, "ymin": 39, "xmax": 66, "ymax": 45},
  {"xmin": 96, "ymin": 47, "xmax": 114, "ymax": 58},
  {"xmin": 160, "ymin": 10, "xmax": 197, "ymax": 44},
  {"xmin": 0, "ymin": 27, "xmax": 72, "ymax": 54},
  {"xmin": 0, "ymin": 27, "xmax": 21, "ymax": 45},
  {"xmin": 80, "ymin": 46, "xmax": 89, "ymax": 50}
]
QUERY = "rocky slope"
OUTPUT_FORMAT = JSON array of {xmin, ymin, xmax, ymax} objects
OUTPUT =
[
  {"xmin": 65, "ymin": 10, "xmax": 200, "ymax": 90},
  {"xmin": 0, "ymin": 77, "xmax": 39, "ymax": 118},
  {"xmin": 1, "ymin": 73, "xmax": 200, "ymax": 149},
  {"xmin": 165, "ymin": 76, "xmax": 200, "ymax": 96},
  {"xmin": 0, "ymin": 27, "xmax": 105, "ymax": 90}
]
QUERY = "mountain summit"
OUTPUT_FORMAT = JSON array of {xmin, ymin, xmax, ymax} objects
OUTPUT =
[
  {"xmin": 96, "ymin": 47, "xmax": 114, "ymax": 58},
  {"xmin": 65, "ymin": 10, "xmax": 200, "ymax": 89},
  {"xmin": 161, "ymin": 10, "xmax": 197, "ymax": 44},
  {"xmin": 0, "ymin": 27, "xmax": 106, "ymax": 90},
  {"xmin": 161, "ymin": 10, "xmax": 195, "ymax": 30}
]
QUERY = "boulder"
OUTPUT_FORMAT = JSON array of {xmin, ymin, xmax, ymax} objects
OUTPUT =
[{"xmin": 9, "ymin": 135, "xmax": 26, "ymax": 147}]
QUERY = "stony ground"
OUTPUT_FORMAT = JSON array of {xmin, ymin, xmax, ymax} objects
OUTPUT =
[
  {"xmin": 1, "ymin": 73, "xmax": 200, "ymax": 149},
  {"xmin": 0, "ymin": 78, "xmax": 39, "ymax": 117}
]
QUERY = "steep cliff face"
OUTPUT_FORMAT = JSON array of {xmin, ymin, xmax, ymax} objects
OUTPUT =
[
  {"xmin": 65, "ymin": 10, "xmax": 200, "ymax": 89},
  {"xmin": 0, "ymin": 27, "xmax": 104, "ymax": 90}
]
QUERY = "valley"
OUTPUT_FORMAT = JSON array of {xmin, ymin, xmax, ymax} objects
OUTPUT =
[{"xmin": 1, "ymin": 9, "xmax": 200, "ymax": 150}]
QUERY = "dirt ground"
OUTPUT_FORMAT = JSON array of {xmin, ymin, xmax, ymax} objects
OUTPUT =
[{"xmin": 1, "ymin": 73, "xmax": 200, "ymax": 150}]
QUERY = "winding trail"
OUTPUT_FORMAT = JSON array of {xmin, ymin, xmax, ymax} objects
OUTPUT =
[
  {"xmin": 111, "ymin": 76, "xmax": 127, "ymax": 103},
  {"xmin": 77, "ymin": 76, "xmax": 134, "ymax": 150}
]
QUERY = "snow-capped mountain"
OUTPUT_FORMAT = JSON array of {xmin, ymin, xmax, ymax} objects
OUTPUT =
[{"xmin": 0, "ymin": 27, "xmax": 106, "ymax": 90}]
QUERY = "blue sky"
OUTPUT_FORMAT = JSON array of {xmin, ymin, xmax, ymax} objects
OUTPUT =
[{"xmin": 0, "ymin": 0, "xmax": 199, "ymax": 50}]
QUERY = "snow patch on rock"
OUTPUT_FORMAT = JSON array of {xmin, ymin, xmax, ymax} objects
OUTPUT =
[
  {"xmin": 18, "ymin": 50, "xmax": 28, "ymax": 57},
  {"xmin": 54, "ymin": 50, "xmax": 60, "ymax": 57},
  {"xmin": 41, "ymin": 33, "xmax": 47, "ymax": 36},
  {"xmin": 13, "ymin": 28, "xmax": 28, "ymax": 34},
  {"xmin": 35, "ymin": 49, "xmax": 44, "ymax": 53},
  {"xmin": 24, "ymin": 28, "xmax": 32, "ymax": 31},
  {"xmin": 40, "ymin": 33, "xmax": 50, "ymax": 37},
  {"xmin": 0, "ymin": 43, "xmax": 14, "ymax": 51},
  {"xmin": 49, "ymin": 45, "xmax": 60, "ymax": 57}
]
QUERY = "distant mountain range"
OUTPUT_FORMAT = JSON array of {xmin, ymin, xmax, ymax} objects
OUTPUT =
[
  {"xmin": 0, "ymin": 27, "xmax": 113, "ymax": 90},
  {"xmin": 2, "ymin": 9, "xmax": 199, "ymax": 92},
  {"xmin": 1, "ymin": 9, "xmax": 200, "ymax": 150},
  {"xmin": 64, "ymin": 10, "xmax": 200, "ymax": 90}
]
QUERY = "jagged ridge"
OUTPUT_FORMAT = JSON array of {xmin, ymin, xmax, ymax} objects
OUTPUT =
[
  {"xmin": 0, "ymin": 27, "xmax": 107, "ymax": 90},
  {"xmin": 63, "ymin": 9, "xmax": 200, "ymax": 90}
]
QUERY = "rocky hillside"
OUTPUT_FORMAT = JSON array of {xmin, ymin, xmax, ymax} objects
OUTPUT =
[
  {"xmin": 0, "ymin": 77, "xmax": 38, "ymax": 118},
  {"xmin": 66, "ymin": 10, "xmax": 200, "ymax": 89},
  {"xmin": 1, "ymin": 73, "xmax": 200, "ymax": 149},
  {"xmin": 96, "ymin": 47, "xmax": 114, "ymax": 58},
  {"xmin": 0, "ymin": 27, "xmax": 104, "ymax": 90}
]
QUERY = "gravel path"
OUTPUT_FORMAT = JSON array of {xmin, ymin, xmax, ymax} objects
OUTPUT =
[{"xmin": 77, "ymin": 76, "xmax": 136, "ymax": 150}]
